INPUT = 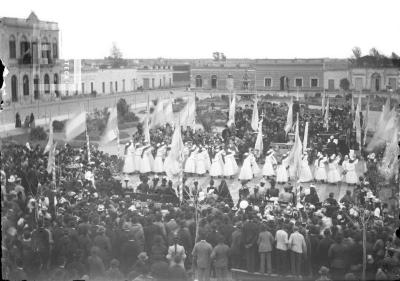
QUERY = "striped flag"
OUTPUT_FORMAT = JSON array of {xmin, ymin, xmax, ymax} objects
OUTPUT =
[
  {"xmin": 100, "ymin": 107, "xmax": 119, "ymax": 144},
  {"xmin": 65, "ymin": 111, "xmax": 86, "ymax": 141},
  {"xmin": 303, "ymin": 121, "xmax": 309, "ymax": 152},
  {"xmin": 227, "ymin": 93, "xmax": 236, "ymax": 126},
  {"xmin": 284, "ymin": 97, "xmax": 293, "ymax": 134},
  {"xmin": 44, "ymin": 116, "xmax": 53, "ymax": 154},
  {"xmin": 251, "ymin": 97, "xmax": 259, "ymax": 131}
]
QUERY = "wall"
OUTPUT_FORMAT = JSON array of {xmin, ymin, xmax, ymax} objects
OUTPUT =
[
  {"xmin": 324, "ymin": 70, "xmax": 349, "ymax": 91},
  {"xmin": 190, "ymin": 68, "xmax": 255, "ymax": 90}
]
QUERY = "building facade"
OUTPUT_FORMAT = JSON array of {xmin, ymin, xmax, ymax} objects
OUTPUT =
[
  {"xmin": 255, "ymin": 59, "xmax": 324, "ymax": 93},
  {"xmin": 349, "ymin": 68, "xmax": 399, "ymax": 92},
  {"xmin": 172, "ymin": 64, "xmax": 191, "ymax": 88},
  {"xmin": 0, "ymin": 12, "xmax": 61, "ymax": 105},
  {"xmin": 136, "ymin": 65, "xmax": 174, "ymax": 90},
  {"xmin": 190, "ymin": 65, "xmax": 255, "ymax": 91}
]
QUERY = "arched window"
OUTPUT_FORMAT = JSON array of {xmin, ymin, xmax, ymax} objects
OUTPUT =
[
  {"xmin": 9, "ymin": 35, "xmax": 16, "ymax": 58},
  {"xmin": 41, "ymin": 37, "xmax": 51, "ymax": 63},
  {"xmin": 20, "ymin": 35, "xmax": 31, "ymax": 64},
  {"xmin": 52, "ymin": 38, "xmax": 58, "ymax": 59},
  {"xmin": 34, "ymin": 75, "xmax": 40, "ymax": 99},
  {"xmin": 195, "ymin": 75, "xmax": 202, "ymax": 88},
  {"xmin": 44, "ymin": 74, "xmax": 50, "ymax": 94},
  {"xmin": 23, "ymin": 75, "xmax": 29, "ymax": 96},
  {"xmin": 54, "ymin": 74, "xmax": 59, "ymax": 96},
  {"xmin": 11, "ymin": 75, "xmax": 18, "ymax": 102},
  {"xmin": 211, "ymin": 75, "xmax": 217, "ymax": 89}
]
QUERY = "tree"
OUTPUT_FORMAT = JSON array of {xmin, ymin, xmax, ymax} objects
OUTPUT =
[
  {"xmin": 350, "ymin": 47, "xmax": 362, "ymax": 66},
  {"xmin": 340, "ymin": 78, "xmax": 350, "ymax": 91},
  {"xmin": 107, "ymin": 42, "xmax": 126, "ymax": 68},
  {"xmin": 213, "ymin": 52, "xmax": 220, "ymax": 61},
  {"xmin": 220, "ymin": 53, "xmax": 227, "ymax": 61}
]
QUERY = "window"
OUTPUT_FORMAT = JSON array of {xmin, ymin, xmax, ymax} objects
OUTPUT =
[
  {"xmin": 310, "ymin": 78, "xmax": 318, "ymax": 87},
  {"xmin": 169, "ymin": 78, "xmax": 172, "ymax": 87},
  {"xmin": 159, "ymin": 79, "xmax": 162, "ymax": 88},
  {"xmin": 20, "ymin": 38, "xmax": 31, "ymax": 64},
  {"xmin": 211, "ymin": 75, "xmax": 217, "ymax": 89},
  {"xmin": 295, "ymin": 78, "xmax": 303, "ymax": 87},
  {"xmin": 227, "ymin": 74, "xmax": 233, "ymax": 78},
  {"xmin": 54, "ymin": 74, "xmax": 59, "ymax": 96},
  {"xmin": 328, "ymin": 79, "xmax": 335, "ymax": 90},
  {"xmin": 81, "ymin": 82, "xmax": 85, "ymax": 94},
  {"xmin": 44, "ymin": 74, "xmax": 50, "ymax": 94},
  {"xmin": 9, "ymin": 35, "xmax": 16, "ymax": 58},
  {"xmin": 52, "ymin": 41, "xmax": 58, "ymax": 59},
  {"xmin": 115, "ymin": 81, "xmax": 118, "ymax": 92},
  {"xmin": 122, "ymin": 79, "xmax": 125, "ymax": 92},
  {"xmin": 11, "ymin": 75, "xmax": 18, "ymax": 102},
  {"xmin": 195, "ymin": 75, "xmax": 202, "ymax": 88},
  {"xmin": 34, "ymin": 75, "xmax": 40, "ymax": 99},
  {"xmin": 102, "ymin": 82, "xmax": 105, "ymax": 93},
  {"xmin": 163, "ymin": 76, "xmax": 166, "ymax": 87},
  {"xmin": 110, "ymin": 82, "xmax": 113, "ymax": 93},
  {"xmin": 23, "ymin": 75, "xmax": 29, "ymax": 96},
  {"xmin": 152, "ymin": 78, "xmax": 155, "ymax": 89},
  {"xmin": 41, "ymin": 38, "xmax": 51, "ymax": 62},
  {"xmin": 264, "ymin": 78, "xmax": 272, "ymax": 87},
  {"xmin": 91, "ymin": 82, "xmax": 94, "ymax": 93}
]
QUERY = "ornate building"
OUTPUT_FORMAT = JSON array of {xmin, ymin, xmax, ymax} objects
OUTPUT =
[{"xmin": 0, "ymin": 12, "xmax": 61, "ymax": 105}]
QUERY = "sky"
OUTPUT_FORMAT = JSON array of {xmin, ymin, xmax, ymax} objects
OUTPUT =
[{"xmin": 1, "ymin": 0, "xmax": 399, "ymax": 60}]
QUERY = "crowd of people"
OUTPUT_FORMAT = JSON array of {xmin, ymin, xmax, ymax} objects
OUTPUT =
[{"xmin": 1, "ymin": 98, "xmax": 399, "ymax": 281}]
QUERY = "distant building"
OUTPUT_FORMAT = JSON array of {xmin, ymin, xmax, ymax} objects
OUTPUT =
[
  {"xmin": 172, "ymin": 64, "xmax": 191, "ymax": 88},
  {"xmin": 349, "ymin": 67, "xmax": 399, "ymax": 92},
  {"xmin": 191, "ymin": 64, "xmax": 255, "ymax": 91},
  {"xmin": 136, "ymin": 65, "xmax": 174, "ymax": 90},
  {"xmin": 255, "ymin": 59, "xmax": 324, "ymax": 93},
  {"xmin": 0, "ymin": 12, "xmax": 62, "ymax": 104}
]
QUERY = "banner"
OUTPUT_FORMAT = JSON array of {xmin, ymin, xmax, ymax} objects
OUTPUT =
[
  {"xmin": 227, "ymin": 93, "xmax": 236, "ymax": 126},
  {"xmin": 254, "ymin": 119, "xmax": 263, "ymax": 157},
  {"xmin": 251, "ymin": 97, "xmax": 259, "ymax": 131},
  {"xmin": 303, "ymin": 121, "xmax": 309, "ymax": 152},
  {"xmin": 100, "ymin": 107, "xmax": 119, "ymax": 144},
  {"xmin": 284, "ymin": 97, "xmax": 293, "ymax": 134},
  {"xmin": 65, "ymin": 111, "xmax": 86, "ymax": 141},
  {"xmin": 44, "ymin": 116, "xmax": 53, "ymax": 154}
]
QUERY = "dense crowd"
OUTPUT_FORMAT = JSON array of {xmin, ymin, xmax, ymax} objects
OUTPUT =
[{"xmin": 1, "ymin": 99, "xmax": 399, "ymax": 281}]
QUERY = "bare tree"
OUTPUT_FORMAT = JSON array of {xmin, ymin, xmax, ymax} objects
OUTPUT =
[{"xmin": 352, "ymin": 46, "xmax": 362, "ymax": 59}]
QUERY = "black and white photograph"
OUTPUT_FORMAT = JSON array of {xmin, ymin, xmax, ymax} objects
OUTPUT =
[{"xmin": 1, "ymin": 1, "xmax": 399, "ymax": 281}]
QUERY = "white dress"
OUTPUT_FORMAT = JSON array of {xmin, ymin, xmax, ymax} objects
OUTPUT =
[
  {"xmin": 250, "ymin": 153, "xmax": 260, "ymax": 177},
  {"xmin": 164, "ymin": 150, "xmax": 181, "ymax": 178},
  {"xmin": 195, "ymin": 150, "xmax": 208, "ymax": 175},
  {"xmin": 314, "ymin": 158, "xmax": 328, "ymax": 181},
  {"xmin": 134, "ymin": 146, "xmax": 143, "ymax": 172},
  {"xmin": 276, "ymin": 157, "xmax": 289, "ymax": 183},
  {"xmin": 327, "ymin": 159, "xmax": 341, "ymax": 183},
  {"xmin": 262, "ymin": 154, "xmax": 277, "ymax": 177},
  {"xmin": 210, "ymin": 151, "xmax": 224, "ymax": 177},
  {"xmin": 239, "ymin": 154, "xmax": 254, "ymax": 180},
  {"xmin": 223, "ymin": 150, "xmax": 238, "ymax": 177},
  {"xmin": 123, "ymin": 144, "xmax": 136, "ymax": 173},
  {"xmin": 184, "ymin": 148, "xmax": 197, "ymax": 174},
  {"xmin": 345, "ymin": 159, "xmax": 358, "ymax": 184},
  {"xmin": 299, "ymin": 155, "xmax": 313, "ymax": 183},
  {"xmin": 153, "ymin": 145, "xmax": 166, "ymax": 173},
  {"xmin": 140, "ymin": 145, "xmax": 154, "ymax": 174},
  {"xmin": 203, "ymin": 150, "xmax": 211, "ymax": 172}
]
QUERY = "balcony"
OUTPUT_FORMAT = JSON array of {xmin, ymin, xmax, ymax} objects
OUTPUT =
[{"xmin": 18, "ymin": 56, "xmax": 55, "ymax": 66}]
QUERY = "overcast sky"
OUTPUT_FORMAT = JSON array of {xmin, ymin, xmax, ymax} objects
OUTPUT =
[{"xmin": 2, "ymin": 0, "xmax": 399, "ymax": 60}]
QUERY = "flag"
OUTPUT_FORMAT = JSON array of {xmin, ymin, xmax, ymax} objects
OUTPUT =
[
  {"xmin": 379, "ymin": 126, "xmax": 399, "ymax": 179},
  {"xmin": 251, "ymin": 97, "xmax": 259, "ymax": 131},
  {"xmin": 65, "ymin": 111, "xmax": 86, "ymax": 141},
  {"xmin": 47, "ymin": 142, "xmax": 57, "ymax": 174},
  {"xmin": 170, "ymin": 124, "xmax": 184, "ymax": 162},
  {"xmin": 86, "ymin": 130, "xmax": 91, "ymax": 163},
  {"xmin": 324, "ymin": 97, "xmax": 329, "ymax": 131},
  {"xmin": 150, "ymin": 98, "xmax": 165, "ymax": 128},
  {"xmin": 254, "ymin": 119, "xmax": 263, "ymax": 157},
  {"xmin": 143, "ymin": 115, "xmax": 150, "ymax": 143},
  {"xmin": 351, "ymin": 94, "xmax": 355, "ymax": 118},
  {"xmin": 227, "ymin": 93, "xmax": 236, "ymax": 126},
  {"xmin": 100, "ymin": 107, "xmax": 119, "ymax": 144},
  {"xmin": 355, "ymin": 93, "xmax": 362, "ymax": 145},
  {"xmin": 284, "ymin": 97, "xmax": 293, "ymax": 134},
  {"xmin": 44, "ymin": 117, "xmax": 53, "ymax": 154},
  {"xmin": 363, "ymin": 96, "xmax": 370, "ymax": 145},
  {"xmin": 164, "ymin": 96, "xmax": 174, "ymax": 124},
  {"xmin": 367, "ymin": 98, "xmax": 394, "ymax": 151},
  {"xmin": 303, "ymin": 121, "xmax": 309, "ymax": 151},
  {"xmin": 321, "ymin": 91, "xmax": 326, "ymax": 115},
  {"xmin": 287, "ymin": 118, "xmax": 303, "ymax": 178},
  {"xmin": 180, "ymin": 97, "xmax": 196, "ymax": 128}
]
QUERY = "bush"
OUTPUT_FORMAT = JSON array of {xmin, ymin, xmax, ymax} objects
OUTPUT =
[
  {"xmin": 30, "ymin": 126, "xmax": 47, "ymax": 141},
  {"xmin": 117, "ymin": 98, "xmax": 139, "ymax": 123},
  {"xmin": 52, "ymin": 120, "xmax": 65, "ymax": 132},
  {"xmin": 174, "ymin": 97, "xmax": 184, "ymax": 103},
  {"xmin": 314, "ymin": 93, "xmax": 321, "ymax": 98}
]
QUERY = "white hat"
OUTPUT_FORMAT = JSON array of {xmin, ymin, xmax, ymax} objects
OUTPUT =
[
  {"xmin": 330, "ymin": 154, "xmax": 336, "ymax": 160},
  {"xmin": 8, "ymin": 175, "xmax": 16, "ymax": 183}
]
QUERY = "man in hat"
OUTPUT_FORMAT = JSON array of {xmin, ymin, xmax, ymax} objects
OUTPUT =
[
  {"xmin": 266, "ymin": 179, "xmax": 279, "ymax": 199},
  {"xmin": 137, "ymin": 175, "xmax": 150, "ymax": 194},
  {"xmin": 230, "ymin": 222, "xmax": 243, "ymax": 269},
  {"xmin": 279, "ymin": 185, "xmax": 293, "ymax": 204},
  {"xmin": 192, "ymin": 233, "xmax": 213, "ymax": 281}
]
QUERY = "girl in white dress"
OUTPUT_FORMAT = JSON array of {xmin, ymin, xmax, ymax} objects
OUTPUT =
[
  {"xmin": 184, "ymin": 145, "xmax": 197, "ymax": 175},
  {"xmin": 202, "ymin": 146, "xmax": 211, "ymax": 173},
  {"xmin": 345, "ymin": 156, "xmax": 359, "ymax": 185},
  {"xmin": 133, "ymin": 143, "xmax": 143, "ymax": 173},
  {"xmin": 327, "ymin": 154, "xmax": 341, "ymax": 184},
  {"xmin": 123, "ymin": 141, "xmax": 136, "ymax": 174},
  {"xmin": 314, "ymin": 153, "xmax": 328, "ymax": 182},
  {"xmin": 140, "ymin": 142, "xmax": 154, "ymax": 174},
  {"xmin": 195, "ymin": 146, "xmax": 208, "ymax": 176},
  {"xmin": 249, "ymin": 149, "xmax": 260, "ymax": 177},
  {"xmin": 238, "ymin": 153, "xmax": 254, "ymax": 181},
  {"xmin": 223, "ymin": 148, "xmax": 238, "ymax": 179},
  {"xmin": 276, "ymin": 153, "xmax": 289, "ymax": 184},
  {"xmin": 153, "ymin": 143, "xmax": 166, "ymax": 174},
  {"xmin": 262, "ymin": 149, "xmax": 277, "ymax": 178},
  {"xmin": 210, "ymin": 148, "xmax": 224, "ymax": 178},
  {"xmin": 299, "ymin": 153, "xmax": 313, "ymax": 183}
]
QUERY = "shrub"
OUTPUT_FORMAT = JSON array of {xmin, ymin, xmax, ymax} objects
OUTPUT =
[
  {"xmin": 30, "ymin": 126, "xmax": 47, "ymax": 141},
  {"xmin": 314, "ymin": 92, "xmax": 321, "ymax": 98},
  {"xmin": 52, "ymin": 120, "xmax": 65, "ymax": 132},
  {"xmin": 174, "ymin": 97, "xmax": 184, "ymax": 103}
]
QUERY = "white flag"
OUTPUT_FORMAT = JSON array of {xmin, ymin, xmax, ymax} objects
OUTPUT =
[
  {"xmin": 100, "ymin": 107, "xmax": 119, "ymax": 144},
  {"xmin": 254, "ymin": 119, "xmax": 263, "ymax": 157},
  {"xmin": 65, "ymin": 111, "xmax": 86, "ymax": 141},
  {"xmin": 227, "ymin": 93, "xmax": 236, "ymax": 126},
  {"xmin": 44, "ymin": 117, "xmax": 53, "ymax": 154},
  {"xmin": 150, "ymin": 98, "xmax": 165, "ymax": 128},
  {"xmin": 180, "ymin": 97, "xmax": 196, "ymax": 129},
  {"xmin": 303, "ymin": 121, "xmax": 309, "ymax": 152},
  {"xmin": 164, "ymin": 97, "xmax": 174, "ymax": 124},
  {"xmin": 284, "ymin": 97, "xmax": 293, "ymax": 134},
  {"xmin": 251, "ymin": 98, "xmax": 259, "ymax": 131}
]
